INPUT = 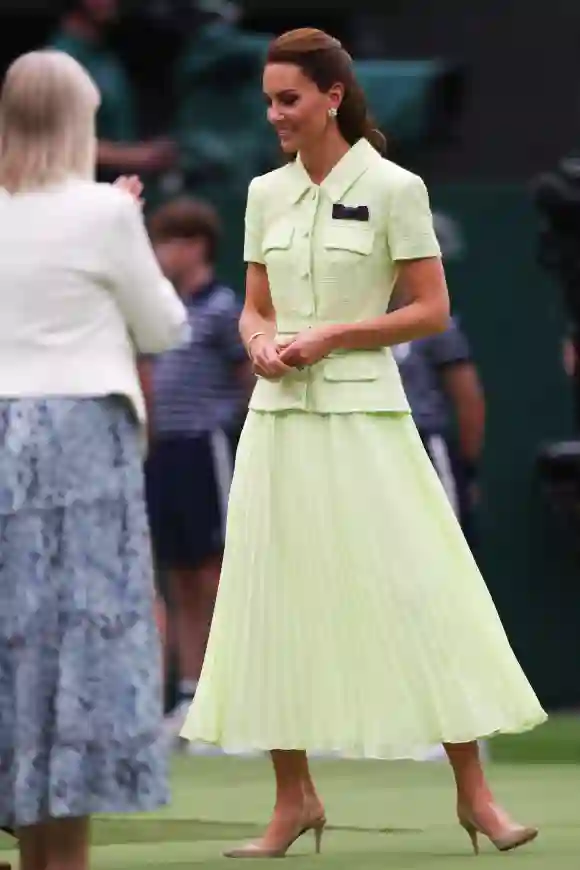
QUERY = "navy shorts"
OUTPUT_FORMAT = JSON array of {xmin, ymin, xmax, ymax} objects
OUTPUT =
[{"xmin": 145, "ymin": 430, "xmax": 237, "ymax": 570}]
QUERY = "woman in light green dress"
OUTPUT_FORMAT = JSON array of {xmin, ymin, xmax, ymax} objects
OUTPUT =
[{"xmin": 181, "ymin": 27, "xmax": 546, "ymax": 858}]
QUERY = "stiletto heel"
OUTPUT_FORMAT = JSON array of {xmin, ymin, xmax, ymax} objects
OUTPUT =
[
  {"xmin": 224, "ymin": 813, "xmax": 327, "ymax": 858},
  {"xmin": 313, "ymin": 818, "xmax": 326, "ymax": 853},
  {"xmin": 459, "ymin": 818, "xmax": 479, "ymax": 855},
  {"xmin": 458, "ymin": 804, "xmax": 538, "ymax": 854}
]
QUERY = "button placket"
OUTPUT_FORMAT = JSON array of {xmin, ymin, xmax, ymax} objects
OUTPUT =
[
  {"xmin": 298, "ymin": 188, "xmax": 318, "ymax": 315},
  {"xmin": 303, "ymin": 189, "xmax": 323, "ymax": 411}
]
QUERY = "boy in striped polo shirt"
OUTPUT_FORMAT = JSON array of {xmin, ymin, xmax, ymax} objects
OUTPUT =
[{"xmin": 145, "ymin": 198, "xmax": 252, "ymax": 739}]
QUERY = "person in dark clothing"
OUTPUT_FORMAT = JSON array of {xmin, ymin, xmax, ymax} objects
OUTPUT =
[
  {"xmin": 50, "ymin": 0, "xmax": 176, "ymax": 177},
  {"xmin": 392, "ymin": 317, "xmax": 486, "ymax": 549},
  {"xmin": 144, "ymin": 198, "xmax": 252, "ymax": 744}
]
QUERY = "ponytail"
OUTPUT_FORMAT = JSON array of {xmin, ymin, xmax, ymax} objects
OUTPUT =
[{"xmin": 337, "ymin": 79, "xmax": 386, "ymax": 154}]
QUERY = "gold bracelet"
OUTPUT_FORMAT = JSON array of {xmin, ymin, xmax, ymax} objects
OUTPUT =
[{"xmin": 246, "ymin": 331, "xmax": 266, "ymax": 358}]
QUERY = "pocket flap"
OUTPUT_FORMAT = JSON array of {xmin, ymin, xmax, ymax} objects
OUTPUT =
[
  {"xmin": 262, "ymin": 224, "xmax": 294, "ymax": 254},
  {"xmin": 323, "ymin": 353, "xmax": 381, "ymax": 382},
  {"xmin": 323, "ymin": 226, "xmax": 374, "ymax": 255}
]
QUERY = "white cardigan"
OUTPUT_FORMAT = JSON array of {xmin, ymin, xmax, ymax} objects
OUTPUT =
[{"xmin": 0, "ymin": 178, "xmax": 187, "ymax": 424}]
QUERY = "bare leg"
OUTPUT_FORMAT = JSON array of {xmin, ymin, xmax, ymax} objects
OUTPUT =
[
  {"xmin": 17, "ymin": 824, "xmax": 46, "ymax": 870},
  {"xmin": 286, "ymin": 752, "xmax": 324, "ymax": 813},
  {"xmin": 444, "ymin": 741, "xmax": 536, "ymax": 849},
  {"xmin": 270, "ymin": 751, "xmax": 325, "ymax": 833},
  {"xmin": 43, "ymin": 817, "xmax": 89, "ymax": 870},
  {"xmin": 444, "ymin": 741, "xmax": 492, "ymax": 808},
  {"xmin": 191, "ymin": 556, "xmax": 221, "ymax": 677},
  {"xmin": 271, "ymin": 750, "xmax": 308, "ymax": 814},
  {"xmin": 154, "ymin": 593, "xmax": 168, "ymax": 683},
  {"xmin": 169, "ymin": 568, "xmax": 202, "ymax": 691},
  {"xmin": 247, "ymin": 751, "xmax": 324, "ymax": 850},
  {"xmin": 224, "ymin": 751, "xmax": 326, "ymax": 857},
  {"xmin": 170, "ymin": 557, "xmax": 220, "ymax": 690}
]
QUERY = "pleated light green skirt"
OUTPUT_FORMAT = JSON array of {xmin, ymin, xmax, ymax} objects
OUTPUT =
[{"xmin": 181, "ymin": 410, "xmax": 546, "ymax": 759}]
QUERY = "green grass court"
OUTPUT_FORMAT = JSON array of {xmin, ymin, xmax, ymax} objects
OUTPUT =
[{"xmin": 1, "ymin": 716, "xmax": 578, "ymax": 868}]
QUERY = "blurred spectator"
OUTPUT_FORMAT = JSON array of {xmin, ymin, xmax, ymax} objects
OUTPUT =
[
  {"xmin": 49, "ymin": 0, "xmax": 176, "ymax": 177},
  {"xmin": 562, "ymin": 329, "xmax": 577, "ymax": 378},
  {"xmin": 138, "ymin": 356, "xmax": 174, "ymax": 698},
  {"xmin": 393, "ymin": 317, "xmax": 487, "ymax": 763},
  {"xmin": 393, "ymin": 318, "xmax": 486, "ymax": 547},
  {"xmin": 145, "ymin": 197, "xmax": 252, "ymax": 743}
]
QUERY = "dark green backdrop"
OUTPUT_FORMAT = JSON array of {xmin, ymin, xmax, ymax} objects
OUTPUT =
[{"xmin": 432, "ymin": 183, "xmax": 578, "ymax": 710}]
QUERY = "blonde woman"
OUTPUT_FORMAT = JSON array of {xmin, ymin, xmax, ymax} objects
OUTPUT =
[{"xmin": 0, "ymin": 51, "xmax": 187, "ymax": 870}]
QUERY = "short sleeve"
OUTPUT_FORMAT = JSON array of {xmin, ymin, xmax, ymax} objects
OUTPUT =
[
  {"xmin": 243, "ymin": 178, "xmax": 265, "ymax": 264},
  {"xmin": 423, "ymin": 317, "xmax": 472, "ymax": 367},
  {"xmin": 387, "ymin": 174, "xmax": 441, "ymax": 261},
  {"xmin": 212, "ymin": 288, "xmax": 247, "ymax": 365}
]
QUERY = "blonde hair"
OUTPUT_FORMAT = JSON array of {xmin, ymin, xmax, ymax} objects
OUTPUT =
[{"xmin": 0, "ymin": 50, "xmax": 100, "ymax": 193}]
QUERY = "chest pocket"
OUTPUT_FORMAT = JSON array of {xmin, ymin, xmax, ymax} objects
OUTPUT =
[
  {"xmin": 318, "ymin": 226, "xmax": 376, "ymax": 315},
  {"xmin": 262, "ymin": 225, "xmax": 294, "ymax": 294},
  {"xmin": 323, "ymin": 225, "xmax": 374, "ymax": 260},
  {"xmin": 321, "ymin": 225, "xmax": 375, "ymax": 287},
  {"xmin": 262, "ymin": 224, "xmax": 310, "ymax": 315},
  {"xmin": 262, "ymin": 224, "xmax": 294, "ymax": 261}
]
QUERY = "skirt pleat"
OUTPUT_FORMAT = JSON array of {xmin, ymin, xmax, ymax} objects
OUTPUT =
[{"xmin": 182, "ymin": 410, "xmax": 546, "ymax": 759}]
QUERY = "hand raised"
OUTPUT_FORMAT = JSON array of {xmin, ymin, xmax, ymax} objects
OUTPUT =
[{"xmin": 113, "ymin": 175, "xmax": 144, "ymax": 207}]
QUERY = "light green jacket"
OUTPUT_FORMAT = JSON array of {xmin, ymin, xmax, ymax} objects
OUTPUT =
[{"xmin": 244, "ymin": 138, "xmax": 441, "ymax": 413}]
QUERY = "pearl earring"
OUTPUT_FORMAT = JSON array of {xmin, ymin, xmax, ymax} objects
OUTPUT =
[{"xmin": 328, "ymin": 107, "xmax": 338, "ymax": 118}]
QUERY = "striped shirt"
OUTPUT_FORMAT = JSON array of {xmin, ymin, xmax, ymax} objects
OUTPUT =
[{"xmin": 150, "ymin": 282, "xmax": 247, "ymax": 436}]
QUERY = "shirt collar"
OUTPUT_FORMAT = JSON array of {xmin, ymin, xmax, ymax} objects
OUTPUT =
[
  {"xmin": 288, "ymin": 138, "xmax": 380, "ymax": 205},
  {"xmin": 184, "ymin": 279, "xmax": 219, "ymax": 307}
]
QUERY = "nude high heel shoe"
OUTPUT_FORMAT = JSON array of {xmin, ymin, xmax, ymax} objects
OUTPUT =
[
  {"xmin": 224, "ymin": 814, "xmax": 327, "ymax": 859},
  {"xmin": 458, "ymin": 804, "xmax": 538, "ymax": 854}
]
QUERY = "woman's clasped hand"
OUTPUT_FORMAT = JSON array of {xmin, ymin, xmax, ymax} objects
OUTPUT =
[{"xmin": 250, "ymin": 328, "xmax": 336, "ymax": 379}]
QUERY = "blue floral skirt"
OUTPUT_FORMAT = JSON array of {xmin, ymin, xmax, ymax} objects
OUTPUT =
[{"xmin": 0, "ymin": 397, "xmax": 168, "ymax": 828}]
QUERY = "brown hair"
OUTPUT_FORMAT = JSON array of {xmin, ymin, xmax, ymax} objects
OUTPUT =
[
  {"xmin": 148, "ymin": 197, "xmax": 221, "ymax": 263},
  {"xmin": 266, "ymin": 28, "xmax": 386, "ymax": 155}
]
